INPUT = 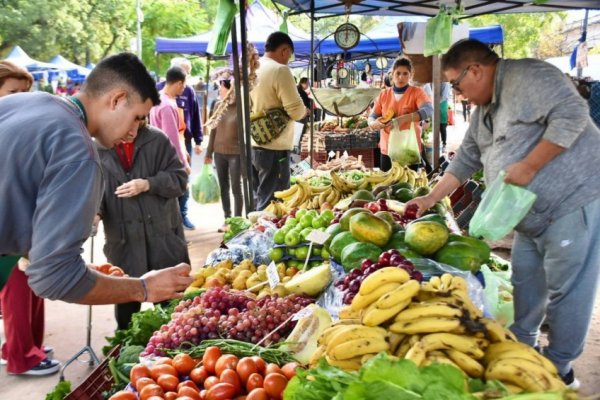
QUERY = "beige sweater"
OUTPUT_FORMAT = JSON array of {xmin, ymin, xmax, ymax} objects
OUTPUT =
[{"xmin": 250, "ymin": 56, "xmax": 306, "ymax": 150}]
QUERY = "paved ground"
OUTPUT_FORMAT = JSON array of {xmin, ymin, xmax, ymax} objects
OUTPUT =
[{"xmin": 1, "ymin": 111, "xmax": 599, "ymax": 397}]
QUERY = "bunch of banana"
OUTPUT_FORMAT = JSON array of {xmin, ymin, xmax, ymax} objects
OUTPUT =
[
  {"xmin": 413, "ymin": 169, "xmax": 429, "ymax": 188},
  {"xmin": 417, "ymin": 273, "xmax": 483, "ymax": 319},
  {"xmin": 274, "ymin": 180, "xmax": 310, "ymax": 208},
  {"xmin": 264, "ymin": 201, "xmax": 289, "ymax": 218},
  {"xmin": 330, "ymin": 171, "xmax": 360, "ymax": 194}
]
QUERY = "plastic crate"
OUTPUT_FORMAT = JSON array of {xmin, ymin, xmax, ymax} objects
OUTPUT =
[
  {"xmin": 300, "ymin": 151, "xmax": 328, "ymax": 164},
  {"xmin": 351, "ymin": 131, "xmax": 379, "ymax": 149},
  {"xmin": 347, "ymin": 148, "xmax": 376, "ymax": 168},
  {"xmin": 65, "ymin": 345, "xmax": 120, "ymax": 400},
  {"xmin": 325, "ymin": 133, "xmax": 352, "ymax": 151}
]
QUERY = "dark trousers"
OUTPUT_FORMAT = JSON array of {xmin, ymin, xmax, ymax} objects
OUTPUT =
[
  {"xmin": 115, "ymin": 300, "xmax": 171, "ymax": 331},
  {"xmin": 380, "ymin": 153, "xmax": 392, "ymax": 172},
  {"xmin": 185, "ymin": 137, "xmax": 193, "ymax": 166},
  {"xmin": 214, "ymin": 153, "xmax": 243, "ymax": 218},
  {"xmin": 440, "ymin": 123, "xmax": 447, "ymax": 146},
  {"xmin": 252, "ymin": 148, "xmax": 290, "ymax": 211},
  {"xmin": 178, "ymin": 188, "xmax": 190, "ymax": 219},
  {"xmin": 461, "ymin": 100, "xmax": 470, "ymax": 122}
]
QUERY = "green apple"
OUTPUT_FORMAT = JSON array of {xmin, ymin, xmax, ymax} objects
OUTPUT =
[
  {"xmin": 268, "ymin": 247, "xmax": 284, "ymax": 262},
  {"xmin": 300, "ymin": 214, "xmax": 314, "ymax": 228},
  {"xmin": 285, "ymin": 230, "xmax": 301, "ymax": 246},
  {"xmin": 273, "ymin": 230, "xmax": 286, "ymax": 245}
]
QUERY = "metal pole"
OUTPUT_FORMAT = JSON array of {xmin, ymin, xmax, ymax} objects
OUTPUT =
[
  {"xmin": 204, "ymin": 57, "xmax": 211, "ymax": 124},
  {"xmin": 577, "ymin": 9, "xmax": 589, "ymax": 79},
  {"xmin": 432, "ymin": 55, "xmax": 441, "ymax": 170},
  {"xmin": 136, "ymin": 0, "xmax": 143, "ymax": 58},
  {"xmin": 309, "ymin": 2, "xmax": 315, "ymax": 167}
]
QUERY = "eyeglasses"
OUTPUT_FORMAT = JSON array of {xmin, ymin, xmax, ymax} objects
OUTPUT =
[
  {"xmin": 220, "ymin": 79, "xmax": 231, "ymax": 89},
  {"xmin": 450, "ymin": 64, "xmax": 475, "ymax": 93}
]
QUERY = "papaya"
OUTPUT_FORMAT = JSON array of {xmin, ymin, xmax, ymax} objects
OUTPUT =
[
  {"xmin": 341, "ymin": 242, "xmax": 382, "ymax": 271},
  {"xmin": 325, "ymin": 223, "xmax": 343, "ymax": 246},
  {"xmin": 384, "ymin": 230, "xmax": 407, "ymax": 250},
  {"xmin": 405, "ymin": 220, "xmax": 449, "ymax": 256},
  {"xmin": 351, "ymin": 189, "xmax": 375, "ymax": 201},
  {"xmin": 434, "ymin": 242, "xmax": 483, "ymax": 272},
  {"xmin": 349, "ymin": 213, "xmax": 392, "ymax": 247},
  {"xmin": 414, "ymin": 213, "xmax": 446, "ymax": 226},
  {"xmin": 394, "ymin": 188, "xmax": 414, "ymax": 203},
  {"xmin": 413, "ymin": 186, "xmax": 431, "ymax": 197},
  {"xmin": 340, "ymin": 207, "xmax": 370, "ymax": 231},
  {"xmin": 329, "ymin": 231, "xmax": 359, "ymax": 262},
  {"xmin": 375, "ymin": 211, "xmax": 401, "ymax": 232},
  {"xmin": 376, "ymin": 190, "xmax": 390, "ymax": 200},
  {"xmin": 398, "ymin": 248, "xmax": 424, "ymax": 261},
  {"xmin": 391, "ymin": 182, "xmax": 413, "ymax": 192},
  {"xmin": 446, "ymin": 234, "xmax": 491, "ymax": 264}
]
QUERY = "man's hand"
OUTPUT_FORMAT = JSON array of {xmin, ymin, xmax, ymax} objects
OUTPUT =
[
  {"xmin": 204, "ymin": 156, "xmax": 212, "ymax": 165},
  {"xmin": 140, "ymin": 263, "xmax": 193, "ymax": 303},
  {"xmin": 194, "ymin": 144, "xmax": 202, "ymax": 155},
  {"xmin": 504, "ymin": 161, "xmax": 537, "ymax": 186},
  {"xmin": 405, "ymin": 194, "xmax": 438, "ymax": 218},
  {"xmin": 115, "ymin": 179, "xmax": 150, "ymax": 198}
]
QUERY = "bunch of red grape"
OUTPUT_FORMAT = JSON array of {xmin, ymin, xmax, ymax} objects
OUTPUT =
[
  {"xmin": 335, "ymin": 249, "xmax": 423, "ymax": 305},
  {"xmin": 143, "ymin": 288, "xmax": 313, "ymax": 356}
]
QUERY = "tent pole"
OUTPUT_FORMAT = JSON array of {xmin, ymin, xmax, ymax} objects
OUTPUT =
[
  {"xmin": 309, "ymin": 1, "xmax": 315, "ymax": 168},
  {"xmin": 432, "ymin": 55, "xmax": 441, "ymax": 171},
  {"xmin": 577, "ymin": 9, "xmax": 589, "ymax": 79},
  {"xmin": 204, "ymin": 57, "xmax": 211, "ymax": 124}
]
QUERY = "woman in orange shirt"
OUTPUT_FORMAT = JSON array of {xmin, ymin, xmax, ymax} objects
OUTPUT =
[{"xmin": 368, "ymin": 57, "xmax": 433, "ymax": 171}]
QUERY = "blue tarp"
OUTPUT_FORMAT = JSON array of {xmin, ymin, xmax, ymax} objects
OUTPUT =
[
  {"xmin": 49, "ymin": 55, "xmax": 92, "ymax": 78},
  {"xmin": 3, "ymin": 46, "xmax": 58, "ymax": 71}
]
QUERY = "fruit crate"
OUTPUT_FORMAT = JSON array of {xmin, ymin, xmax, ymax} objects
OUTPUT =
[
  {"xmin": 325, "ymin": 132, "xmax": 353, "ymax": 151},
  {"xmin": 300, "ymin": 150, "xmax": 329, "ymax": 164},
  {"xmin": 346, "ymin": 148, "xmax": 376, "ymax": 168},
  {"xmin": 64, "ymin": 345, "xmax": 120, "ymax": 400},
  {"xmin": 351, "ymin": 131, "xmax": 379, "ymax": 149}
]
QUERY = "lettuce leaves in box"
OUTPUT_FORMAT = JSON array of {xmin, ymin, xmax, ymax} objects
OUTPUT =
[{"xmin": 284, "ymin": 358, "xmax": 357, "ymax": 400}]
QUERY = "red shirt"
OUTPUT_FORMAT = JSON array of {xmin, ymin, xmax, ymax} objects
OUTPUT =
[{"xmin": 115, "ymin": 142, "xmax": 135, "ymax": 172}]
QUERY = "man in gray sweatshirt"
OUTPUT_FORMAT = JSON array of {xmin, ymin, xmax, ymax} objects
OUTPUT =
[
  {"xmin": 408, "ymin": 39, "xmax": 600, "ymax": 389},
  {"xmin": 0, "ymin": 53, "xmax": 192, "ymax": 306}
]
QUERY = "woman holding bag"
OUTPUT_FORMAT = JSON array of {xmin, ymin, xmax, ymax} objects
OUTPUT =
[{"xmin": 368, "ymin": 57, "xmax": 433, "ymax": 171}]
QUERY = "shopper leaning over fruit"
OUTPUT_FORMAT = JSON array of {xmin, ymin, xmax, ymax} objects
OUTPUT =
[
  {"xmin": 0, "ymin": 53, "xmax": 193, "ymax": 308},
  {"xmin": 407, "ymin": 39, "xmax": 600, "ymax": 390}
]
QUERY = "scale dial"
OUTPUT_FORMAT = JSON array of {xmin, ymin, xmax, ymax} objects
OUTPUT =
[
  {"xmin": 338, "ymin": 67, "xmax": 349, "ymax": 79},
  {"xmin": 334, "ymin": 23, "xmax": 360, "ymax": 51},
  {"xmin": 376, "ymin": 56, "xmax": 388, "ymax": 70},
  {"xmin": 364, "ymin": 62, "xmax": 372, "ymax": 73}
]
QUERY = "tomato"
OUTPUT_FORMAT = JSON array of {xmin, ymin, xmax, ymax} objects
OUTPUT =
[
  {"xmin": 245, "ymin": 372, "xmax": 264, "ymax": 392},
  {"xmin": 199, "ymin": 389, "xmax": 208, "ymax": 400},
  {"xmin": 202, "ymin": 347, "xmax": 222, "ymax": 374},
  {"xmin": 173, "ymin": 353, "xmax": 197, "ymax": 376},
  {"xmin": 246, "ymin": 388, "xmax": 269, "ymax": 400},
  {"xmin": 155, "ymin": 357, "xmax": 174, "ymax": 366},
  {"xmin": 178, "ymin": 380, "xmax": 200, "ymax": 392},
  {"xmin": 206, "ymin": 383, "xmax": 237, "ymax": 400},
  {"xmin": 135, "ymin": 377, "xmax": 156, "ymax": 393},
  {"xmin": 176, "ymin": 397, "xmax": 196, "ymax": 400},
  {"xmin": 139, "ymin": 384, "xmax": 165, "ymax": 400},
  {"xmin": 96, "ymin": 263, "xmax": 112, "ymax": 274},
  {"xmin": 145, "ymin": 397, "xmax": 164, "ymax": 400},
  {"xmin": 150, "ymin": 363, "xmax": 178, "ymax": 380},
  {"xmin": 109, "ymin": 390, "xmax": 137, "ymax": 400},
  {"xmin": 157, "ymin": 374, "xmax": 180, "ymax": 392},
  {"xmin": 251, "ymin": 356, "xmax": 266, "ymax": 375},
  {"xmin": 178, "ymin": 385, "xmax": 201, "ymax": 400},
  {"xmin": 263, "ymin": 373, "xmax": 288, "ymax": 400},
  {"xmin": 130, "ymin": 364, "xmax": 152, "ymax": 388},
  {"xmin": 280, "ymin": 362, "xmax": 300, "ymax": 380},
  {"xmin": 214, "ymin": 354, "xmax": 238, "ymax": 377},
  {"xmin": 190, "ymin": 366, "xmax": 209, "ymax": 385},
  {"xmin": 236, "ymin": 357, "xmax": 258, "ymax": 384},
  {"xmin": 265, "ymin": 363, "xmax": 282, "ymax": 376},
  {"xmin": 203, "ymin": 375, "xmax": 220, "ymax": 390},
  {"xmin": 164, "ymin": 392, "xmax": 178, "ymax": 400},
  {"xmin": 219, "ymin": 369, "xmax": 241, "ymax": 393}
]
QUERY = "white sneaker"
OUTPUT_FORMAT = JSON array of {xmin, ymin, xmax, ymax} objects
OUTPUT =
[
  {"xmin": 9, "ymin": 358, "xmax": 61, "ymax": 376},
  {"xmin": 1, "ymin": 346, "xmax": 53, "ymax": 366},
  {"xmin": 560, "ymin": 369, "xmax": 581, "ymax": 390}
]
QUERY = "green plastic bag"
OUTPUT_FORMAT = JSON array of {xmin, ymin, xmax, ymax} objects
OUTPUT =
[
  {"xmin": 192, "ymin": 165, "xmax": 221, "ymax": 204},
  {"xmin": 480, "ymin": 264, "xmax": 514, "ymax": 327},
  {"xmin": 469, "ymin": 171, "xmax": 537, "ymax": 241},
  {"xmin": 388, "ymin": 118, "xmax": 421, "ymax": 166},
  {"xmin": 424, "ymin": 8, "xmax": 453, "ymax": 56},
  {"xmin": 207, "ymin": 0, "xmax": 237, "ymax": 56}
]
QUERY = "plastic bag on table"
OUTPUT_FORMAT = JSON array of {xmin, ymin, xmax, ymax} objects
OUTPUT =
[
  {"xmin": 226, "ymin": 226, "xmax": 276, "ymax": 265},
  {"xmin": 411, "ymin": 258, "xmax": 486, "ymax": 315},
  {"xmin": 205, "ymin": 245, "xmax": 254, "ymax": 266},
  {"xmin": 315, "ymin": 260, "xmax": 347, "ymax": 321},
  {"xmin": 388, "ymin": 118, "xmax": 421, "ymax": 166},
  {"xmin": 424, "ymin": 8, "xmax": 453, "ymax": 56},
  {"xmin": 192, "ymin": 164, "xmax": 221, "ymax": 204},
  {"xmin": 480, "ymin": 264, "xmax": 514, "ymax": 327},
  {"xmin": 469, "ymin": 171, "xmax": 537, "ymax": 241}
]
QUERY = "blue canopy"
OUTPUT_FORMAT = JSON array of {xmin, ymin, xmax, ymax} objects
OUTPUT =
[
  {"xmin": 3, "ymin": 46, "xmax": 58, "ymax": 71},
  {"xmin": 49, "ymin": 55, "xmax": 92, "ymax": 78},
  {"xmin": 469, "ymin": 25, "xmax": 504, "ymax": 45}
]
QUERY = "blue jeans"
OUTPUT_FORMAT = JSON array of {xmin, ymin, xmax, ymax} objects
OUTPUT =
[
  {"xmin": 179, "ymin": 188, "xmax": 189, "ymax": 219},
  {"xmin": 510, "ymin": 196, "xmax": 600, "ymax": 375}
]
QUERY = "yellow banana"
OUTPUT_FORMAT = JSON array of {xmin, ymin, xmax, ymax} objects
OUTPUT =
[
  {"xmin": 484, "ymin": 342, "xmax": 558, "ymax": 375},
  {"xmin": 479, "ymin": 318, "xmax": 517, "ymax": 343},
  {"xmin": 362, "ymin": 299, "xmax": 411, "ymax": 327},
  {"xmin": 395, "ymin": 335, "xmax": 420, "ymax": 358},
  {"xmin": 325, "ymin": 325, "xmax": 387, "ymax": 353},
  {"xmin": 423, "ymin": 353, "xmax": 463, "ymax": 372},
  {"xmin": 440, "ymin": 273, "xmax": 453, "ymax": 288},
  {"xmin": 449, "ymin": 275, "xmax": 469, "ymax": 294},
  {"xmin": 375, "ymin": 279, "xmax": 420, "ymax": 309},
  {"xmin": 318, "ymin": 324, "xmax": 351, "ymax": 346},
  {"xmin": 451, "ymin": 290, "xmax": 483, "ymax": 319},
  {"xmin": 395, "ymin": 302, "xmax": 462, "ymax": 322},
  {"xmin": 445, "ymin": 349, "xmax": 485, "ymax": 378},
  {"xmin": 359, "ymin": 267, "xmax": 411, "ymax": 296},
  {"xmin": 274, "ymin": 184, "xmax": 298, "ymax": 199},
  {"xmin": 420, "ymin": 333, "xmax": 488, "ymax": 359},
  {"xmin": 325, "ymin": 355, "xmax": 363, "ymax": 371},
  {"xmin": 350, "ymin": 282, "xmax": 402, "ymax": 311},
  {"xmin": 485, "ymin": 358, "xmax": 565, "ymax": 392},
  {"xmin": 405, "ymin": 341, "xmax": 427, "ymax": 366},
  {"xmin": 388, "ymin": 317, "xmax": 462, "ymax": 335},
  {"xmin": 328, "ymin": 337, "xmax": 390, "ymax": 361},
  {"xmin": 338, "ymin": 305, "xmax": 362, "ymax": 320},
  {"xmin": 309, "ymin": 345, "xmax": 326, "ymax": 366},
  {"xmin": 388, "ymin": 332, "xmax": 407, "ymax": 354}
]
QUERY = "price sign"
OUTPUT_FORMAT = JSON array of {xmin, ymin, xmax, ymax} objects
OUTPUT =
[
  {"xmin": 306, "ymin": 230, "xmax": 330, "ymax": 245},
  {"xmin": 292, "ymin": 305, "xmax": 315, "ymax": 321},
  {"xmin": 342, "ymin": 151, "xmax": 349, "ymax": 160},
  {"xmin": 266, "ymin": 261, "xmax": 280, "ymax": 289},
  {"xmin": 328, "ymin": 150, "xmax": 336, "ymax": 159}
]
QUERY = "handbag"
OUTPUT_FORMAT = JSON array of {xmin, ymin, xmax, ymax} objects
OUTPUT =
[{"xmin": 250, "ymin": 107, "xmax": 290, "ymax": 145}]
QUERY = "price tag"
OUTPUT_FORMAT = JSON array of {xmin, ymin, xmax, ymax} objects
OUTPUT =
[
  {"xmin": 292, "ymin": 305, "xmax": 315, "ymax": 321},
  {"xmin": 306, "ymin": 230, "xmax": 330, "ymax": 245},
  {"xmin": 342, "ymin": 151, "xmax": 349, "ymax": 160},
  {"xmin": 328, "ymin": 150, "xmax": 336, "ymax": 158},
  {"xmin": 266, "ymin": 261, "xmax": 280, "ymax": 289}
]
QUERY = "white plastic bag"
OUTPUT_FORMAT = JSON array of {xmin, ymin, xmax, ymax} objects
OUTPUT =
[{"xmin": 388, "ymin": 118, "xmax": 421, "ymax": 166}]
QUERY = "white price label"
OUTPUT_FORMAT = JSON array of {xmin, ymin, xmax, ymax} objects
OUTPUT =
[
  {"xmin": 342, "ymin": 151, "xmax": 349, "ymax": 160},
  {"xmin": 266, "ymin": 261, "xmax": 280, "ymax": 289},
  {"xmin": 292, "ymin": 305, "xmax": 315, "ymax": 321},
  {"xmin": 306, "ymin": 230, "xmax": 330, "ymax": 245},
  {"xmin": 328, "ymin": 150, "xmax": 336, "ymax": 158}
]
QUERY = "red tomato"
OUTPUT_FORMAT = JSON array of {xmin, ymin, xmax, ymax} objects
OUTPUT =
[
  {"xmin": 203, "ymin": 375, "xmax": 220, "ymax": 390},
  {"xmin": 150, "ymin": 364, "xmax": 178, "ymax": 380},
  {"xmin": 178, "ymin": 380, "xmax": 200, "ymax": 392},
  {"xmin": 236, "ymin": 357, "xmax": 258, "ymax": 384},
  {"xmin": 176, "ymin": 397, "xmax": 196, "ymax": 400},
  {"xmin": 245, "ymin": 372, "xmax": 264, "ymax": 392},
  {"xmin": 139, "ymin": 384, "xmax": 165, "ymax": 400},
  {"xmin": 145, "ymin": 397, "xmax": 164, "ymax": 400},
  {"xmin": 206, "ymin": 383, "xmax": 237, "ymax": 400},
  {"xmin": 199, "ymin": 389, "xmax": 207, "ymax": 400},
  {"xmin": 219, "ymin": 369, "xmax": 241, "ymax": 393},
  {"xmin": 135, "ymin": 377, "xmax": 156, "ymax": 393},
  {"xmin": 96, "ymin": 263, "xmax": 112, "ymax": 274},
  {"xmin": 173, "ymin": 353, "xmax": 197, "ymax": 375},
  {"xmin": 246, "ymin": 388, "xmax": 269, "ymax": 400},
  {"xmin": 130, "ymin": 364, "xmax": 152, "ymax": 389},
  {"xmin": 280, "ymin": 362, "xmax": 300, "ymax": 380},
  {"xmin": 263, "ymin": 373, "xmax": 288, "ymax": 400},
  {"xmin": 178, "ymin": 386, "xmax": 201, "ymax": 400},
  {"xmin": 164, "ymin": 392, "xmax": 178, "ymax": 400},
  {"xmin": 109, "ymin": 391, "xmax": 137, "ymax": 400},
  {"xmin": 214, "ymin": 354, "xmax": 238, "ymax": 377},
  {"xmin": 202, "ymin": 347, "xmax": 222, "ymax": 374},
  {"xmin": 265, "ymin": 363, "xmax": 282, "ymax": 376},
  {"xmin": 190, "ymin": 366, "xmax": 209, "ymax": 385},
  {"xmin": 157, "ymin": 374, "xmax": 180, "ymax": 392},
  {"xmin": 251, "ymin": 356, "xmax": 266, "ymax": 375}
]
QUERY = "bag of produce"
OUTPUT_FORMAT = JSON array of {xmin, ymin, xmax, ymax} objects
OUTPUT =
[
  {"xmin": 388, "ymin": 118, "xmax": 421, "ymax": 166},
  {"xmin": 480, "ymin": 264, "xmax": 514, "ymax": 327},
  {"xmin": 469, "ymin": 171, "xmax": 537, "ymax": 241},
  {"xmin": 192, "ymin": 164, "xmax": 221, "ymax": 204}
]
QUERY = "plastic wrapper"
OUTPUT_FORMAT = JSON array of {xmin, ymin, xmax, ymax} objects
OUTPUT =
[
  {"xmin": 480, "ymin": 263, "xmax": 514, "ymax": 327},
  {"xmin": 316, "ymin": 260, "xmax": 346, "ymax": 320},
  {"xmin": 219, "ymin": 223, "xmax": 277, "ymax": 265},
  {"xmin": 205, "ymin": 245, "xmax": 254, "ymax": 266}
]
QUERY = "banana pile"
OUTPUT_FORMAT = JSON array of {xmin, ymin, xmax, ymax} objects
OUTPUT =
[
  {"xmin": 275, "ymin": 162, "xmax": 428, "ymax": 210},
  {"xmin": 264, "ymin": 201, "xmax": 290, "ymax": 218},
  {"xmin": 313, "ymin": 268, "xmax": 566, "ymax": 393}
]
